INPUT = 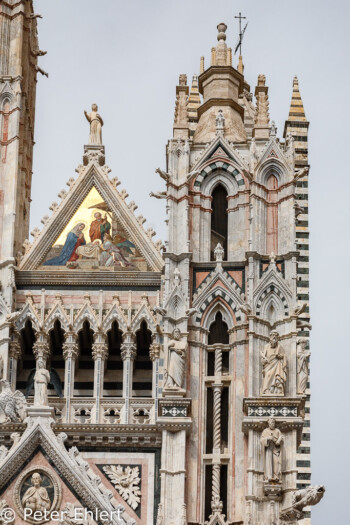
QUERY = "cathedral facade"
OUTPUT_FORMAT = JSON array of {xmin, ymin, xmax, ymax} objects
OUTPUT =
[{"xmin": 0, "ymin": 2, "xmax": 324, "ymax": 525}]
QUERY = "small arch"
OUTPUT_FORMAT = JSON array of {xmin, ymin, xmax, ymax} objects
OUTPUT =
[
  {"xmin": 134, "ymin": 320, "xmax": 152, "ymax": 398},
  {"xmin": 48, "ymin": 320, "xmax": 64, "ymax": 397},
  {"xmin": 211, "ymin": 184, "xmax": 228, "ymax": 260},
  {"xmin": 257, "ymin": 159, "xmax": 285, "ymax": 186},
  {"xmin": 75, "ymin": 321, "xmax": 94, "ymax": 397},
  {"xmin": 208, "ymin": 312, "xmax": 229, "ymax": 345},
  {"xmin": 16, "ymin": 320, "xmax": 36, "ymax": 394},
  {"xmin": 105, "ymin": 320, "xmax": 123, "ymax": 397}
]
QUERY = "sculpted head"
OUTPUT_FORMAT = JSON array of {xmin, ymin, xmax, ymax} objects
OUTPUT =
[
  {"xmin": 31, "ymin": 473, "xmax": 43, "ymax": 487},
  {"xmin": 297, "ymin": 337, "xmax": 308, "ymax": 349},
  {"xmin": 173, "ymin": 328, "xmax": 181, "ymax": 341},
  {"xmin": 92, "ymin": 103, "xmax": 98, "ymax": 112},
  {"xmin": 269, "ymin": 330, "xmax": 279, "ymax": 347},
  {"xmin": 268, "ymin": 417, "xmax": 276, "ymax": 430},
  {"xmin": 37, "ymin": 360, "xmax": 45, "ymax": 370}
]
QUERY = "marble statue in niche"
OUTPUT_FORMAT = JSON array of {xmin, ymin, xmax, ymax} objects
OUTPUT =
[
  {"xmin": 297, "ymin": 337, "xmax": 310, "ymax": 395},
  {"xmin": 84, "ymin": 103, "xmax": 103, "ymax": 145},
  {"xmin": 164, "ymin": 328, "xmax": 187, "ymax": 390},
  {"xmin": 260, "ymin": 417, "xmax": 283, "ymax": 482},
  {"xmin": 261, "ymin": 330, "xmax": 287, "ymax": 396},
  {"xmin": 34, "ymin": 361, "xmax": 50, "ymax": 406}
]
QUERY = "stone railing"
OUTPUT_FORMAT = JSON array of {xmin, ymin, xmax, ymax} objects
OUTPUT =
[{"xmin": 28, "ymin": 396, "xmax": 157, "ymax": 425}]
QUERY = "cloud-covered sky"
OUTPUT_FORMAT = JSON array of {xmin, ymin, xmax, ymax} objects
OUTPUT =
[{"xmin": 33, "ymin": 1, "xmax": 348, "ymax": 522}]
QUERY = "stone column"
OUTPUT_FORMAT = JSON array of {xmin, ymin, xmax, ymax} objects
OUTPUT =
[
  {"xmin": 8, "ymin": 329, "xmax": 21, "ymax": 389},
  {"xmin": 92, "ymin": 331, "xmax": 108, "ymax": 424},
  {"xmin": 212, "ymin": 346, "xmax": 223, "ymax": 505},
  {"xmin": 120, "ymin": 332, "xmax": 136, "ymax": 424},
  {"xmin": 150, "ymin": 337, "xmax": 161, "ymax": 423},
  {"xmin": 62, "ymin": 331, "xmax": 79, "ymax": 423}
]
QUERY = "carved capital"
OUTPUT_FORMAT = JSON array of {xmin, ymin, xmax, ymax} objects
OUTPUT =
[
  {"xmin": 9, "ymin": 331, "xmax": 21, "ymax": 360},
  {"xmin": 33, "ymin": 331, "xmax": 50, "ymax": 362},
  {"xmin": 92, "ymin": 332, "xmax": 108, "ymax": 361},
  {"xmin": 62, "ymin": 342, "xmax": 79, "ymax": 360},
  {"xmin": 121, "ymin": 342, "xmax": 137, "ymax": 361},
  {"xmin": 92, "ymin": 342, "xmax": 108, "ymax": 361},
  {"xmin": 63, "ymin": 332, "xmax": 79, "ymax": 360},
  {"xmin": 149, "ymin": 343, "xmax": 161, "ymax": 361}
]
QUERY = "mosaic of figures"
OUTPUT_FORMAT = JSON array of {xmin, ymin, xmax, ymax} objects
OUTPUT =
[{"xmin": 40, "ymin": 188, "xmax": 148, "ymax": 271}]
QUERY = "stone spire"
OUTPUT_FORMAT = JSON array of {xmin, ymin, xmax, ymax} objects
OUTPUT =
[
  {"xmin": 286, "ymin": 76, "xmax": 307, "ymax": 122},
  {"xmin": 253, "ymin": 74, "xmax": 270, "ymax": 139},
  {"xmin": 193, "ymin": 22, "xmax": 246, "ymax": 143},
  {"xmin": 283, "ymin": 76, "xmax": 309, "ymax": 166},
  {"xmin": 187, "ymin": 74, "xmax": 201, "ymax": 137},
  {"xmin": 173, "ymin": 74, "xmax": 189, "ymax": 139}
]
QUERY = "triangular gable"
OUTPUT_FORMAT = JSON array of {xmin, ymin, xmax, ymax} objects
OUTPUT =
[
  {"xmin": 0, "ymin": 418, "xmax": 133, "ymax": 524},
  {"xmin": 255, "ymin": 136, "xmax": 293, "ymax": 175},
  {"xmin": 19, "ymin": 156, "xmax": 163, "ymax": 272},
  {"xmin": 190, "ymin": 135, "xmax": 248, "ymax": 178}
]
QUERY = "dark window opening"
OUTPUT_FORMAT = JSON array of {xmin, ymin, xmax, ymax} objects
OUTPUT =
[
  {"xmin": 205, "ymin": 464, "xmax": 213, "ymax": 521},
  {"xmin": 210, "ymin": 185, "xmax": 228, "ymax": 260},
  {"xmin": 48, "ymin": 320, "xmax": 64, "ymax": 397},
  {"xmin": 208, "ymin": 312, "xmax": 229, "ymax": 345},
  {"xmin": 221, "ymin": 387, "xmax": 229, "ymax": 452},
  {"xmin": 16, "ymin": 320, "xmax": 35, "ymax": 393},
  {"xmin": 206, "ymin": 388, "xmax": 213, "ymax": 453},
  {"xmin": 75, "ymin": 321, "xmax": 94, "ymax": 397},
  {"xmin": 134, "ymin": 321, "xmax": 152, "ymax": 397},
  {"xmin": 105, "ymin": 321, "xmax": 123, "ymax": 397}
]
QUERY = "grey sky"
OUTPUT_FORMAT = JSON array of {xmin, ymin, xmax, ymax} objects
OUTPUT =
[{"xmin": 33, "ymin": 1, "xmax": 349, "ymax": 522}]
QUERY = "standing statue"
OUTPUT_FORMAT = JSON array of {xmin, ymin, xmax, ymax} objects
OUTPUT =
[
  {"xmin": 260, "ymin": 418, "xmax": 283, "ymax": 482},
  {"xmin": 261, "ymin": 330, "xmax": 287, "ymax": 396},
  {"xmin": 297, "ymin": 338, "xmax": 310, "ymax": 395},
  {"xmin": 22, "ymin": 472, "xmax": 51, "ymax": 513},
  {"xmin": 164, "ymin": 328, "xmax": 187, "ymax": 390},
  {"xmin": 34, "ymin": 361, "xmax": 50, "ymax": 407},
  {"xmin": 84, "ymin": 103, "xmax": 103, "ymax": 145}
]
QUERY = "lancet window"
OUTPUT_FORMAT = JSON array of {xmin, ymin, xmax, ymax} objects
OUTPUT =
[{"xmin": 210, "ymin": 184, "xmax": 228, "ymax": 260}]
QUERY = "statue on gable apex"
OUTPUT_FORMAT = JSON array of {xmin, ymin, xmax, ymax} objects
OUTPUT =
[{"xmin": 84, "ymin": 103, "xmax": 103, "ymax": 145}]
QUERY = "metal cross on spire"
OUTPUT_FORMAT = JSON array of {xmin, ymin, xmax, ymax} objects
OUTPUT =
[{"xmin": 234, "ymin": 12, "xmax": 248, "ymax": 55}]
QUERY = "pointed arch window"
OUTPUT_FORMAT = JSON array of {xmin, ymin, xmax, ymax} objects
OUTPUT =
[
  {"xmin": 210, "ymin": 185, "xmax": 228, "ymax": 260},
  {"xmin": 266, "ymin": 175, "xmax": 278, "ymax": 254},
  {"xmin": 134, "ymin": 320, "xmax": 152, "ymax": 398}
]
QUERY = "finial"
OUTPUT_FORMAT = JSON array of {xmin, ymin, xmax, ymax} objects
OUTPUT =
[
  {"xmin": 179, "ymin": 74, "xmax": 187, "ymax": 86},
  {"xmin": 269, "ymin": 252, "xmax": 276, "ymax": 265},
  {"xmin": 217, "ymin": 23, "xmax": 227, "ymax": 41},
  {"xmin": 200, "ymin": 56, "xmax": 205, "ymax": 74},
  {"xmin": 270, "ymin": 121, "xmax": 277, "ymax": 137}
]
